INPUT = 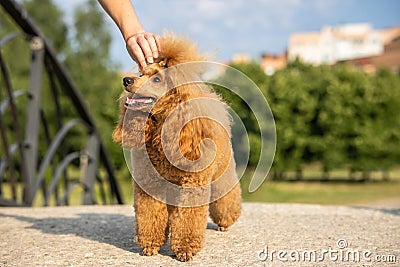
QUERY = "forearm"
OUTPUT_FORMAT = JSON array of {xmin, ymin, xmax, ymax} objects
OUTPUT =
[{"xmin": 98, "ymin": 0, "xmax": 144, "ymax": 40}]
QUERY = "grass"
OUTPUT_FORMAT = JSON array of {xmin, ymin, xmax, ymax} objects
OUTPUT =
[
  {"xmin": 240, "ymin": 178, "xmax": 400, "ymax": 205},
  {"xmin": 240, "ymin": 165, "xmax": 400, "ymax": 205},
  {"xmin": 116, "ymin": 178, "xmax": 400, "ymax": 206},
  {"xmin": 1, "ymin": 168, "xmax": 400, "ymax": 207}
]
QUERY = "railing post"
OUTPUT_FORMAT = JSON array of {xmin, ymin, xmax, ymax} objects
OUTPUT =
[
  {"xmin": 82, "ymin": 132, "xmax": 100, "ymax": 205},
  {"xmin": 0, "ymin": 0, "xmax": 123, "ymax": 206},
  {"xmin": 24, "ymin": 36, "xmax": 44, "ymax": 205}
]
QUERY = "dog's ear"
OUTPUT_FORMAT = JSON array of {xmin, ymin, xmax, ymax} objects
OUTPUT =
[
  {"xmin": 112, "ymin": 97, "xmax": 127, "ymax": 145},
  {"xmin": 159, "ymin": 88, "xmax": 232, "ymax": 172},
  {"xmin": 112, "ymin": 123, "xmax": 123, "ymax": 145}
]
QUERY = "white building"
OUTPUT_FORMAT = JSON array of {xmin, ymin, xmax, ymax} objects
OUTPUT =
[{"xmin": 288, "ymin": 23, "xmax": 384, "ymax": 65}]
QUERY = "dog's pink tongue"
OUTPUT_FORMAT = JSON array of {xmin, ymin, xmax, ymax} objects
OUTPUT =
[{"xmin": 134, "ymin": 98, "xmax": 148, "ymax": 103}]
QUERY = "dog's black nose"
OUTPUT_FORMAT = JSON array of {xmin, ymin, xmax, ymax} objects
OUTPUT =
[{"xmin": 123, "ymin": 77, "xmax": 134, "ymax": 87}]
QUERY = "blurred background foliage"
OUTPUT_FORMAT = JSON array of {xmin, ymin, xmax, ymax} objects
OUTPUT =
[
  {"xmin": 1, "ymin": 0, "xmax": 124, "ymax": 171},
  {"xmin": 222, "ymin": 60, "xmax": 400, "ymax": 181},
  {"xmin": 1, "ymin": 0, "xmax": 399, "ymax": 187}
]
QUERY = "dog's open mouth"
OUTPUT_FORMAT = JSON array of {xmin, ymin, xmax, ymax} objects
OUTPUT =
[{"xmin": 125, "ymin": 96, "xmax": 156, "ymax": 108}]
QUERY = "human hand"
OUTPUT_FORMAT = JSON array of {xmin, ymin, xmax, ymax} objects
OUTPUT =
[{"xmin": 125, "ymin": 32, "xmax": 161, "ymax": 70}]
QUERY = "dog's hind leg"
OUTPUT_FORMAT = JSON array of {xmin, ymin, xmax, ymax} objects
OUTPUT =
[
  {"xmin": 209, "ymin": 182, "xmax": 241, "ymax": 231},
  {"xmin": 133, "ymin": 182, "xmax": 168, "ymax": 256},
  {"xmin": 209, "ymin": 155, "xmax": 242, "ymax": 231}
]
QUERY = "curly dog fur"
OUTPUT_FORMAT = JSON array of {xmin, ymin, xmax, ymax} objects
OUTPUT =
[{"xmin": 113, "ymin": 34, "xmax": 241, "ymax": 261}]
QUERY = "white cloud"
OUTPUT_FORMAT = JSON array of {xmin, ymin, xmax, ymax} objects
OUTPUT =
[
  {"xmin": 53, "ymin": 0, "xmax": 83, "ymax": 16},
  {"xmin": 53, "ymin": 0, "xmax": 91, "ymax": 27},
  {"xmin": 135, "ymin": 0, "xmax": 308, "ymax": 63},
  {"xmin": 196, "ymin": 0, "xmax": 227, "ymax": 19},
  {"xmin": 188, "ymin": 22, "xmax": 206, "ymax": 35},
  {"xmin": 223, "ymin": 17, "xmax": 237, "ymax": 29},
  {"xmin": 312, "ymin": 0, "xmax": 345, "ymax": 16},
  {"xmin": 52, "ymin": 0, "xmax": 398, "ymax": 71}
]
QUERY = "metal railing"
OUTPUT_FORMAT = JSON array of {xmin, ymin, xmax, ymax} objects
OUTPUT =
[{"xmin": 0, "ymin": 0, "xmax": 123, "ymax": 206}]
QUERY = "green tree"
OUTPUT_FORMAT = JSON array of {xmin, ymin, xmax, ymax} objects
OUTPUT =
[
  {"xmin": 264, "ymin": 60, "xmax": 399, "ymax": 180},
  {"xmin": 355, "ymin": 68, "xmax": 400, "ymax": 178},
  {"xmin": 8, "ymin": 0, "xmax": 123, "ymax": 169},
  {"xmin": 23, "ymin": 0, "xmax": 68, "ymax": 54},
  {"xmin": 267, "ymin": 61, "xmax": 320, "ymax": 178},
  {"xmin": 0, "ymin": 7, "xmax": 31, "ymax": 95},
  {"xmin": 64, "ymin": 0, "xmax": 123, "ymax": 168},
  {"xmin": 214, "ymin": 62, "xmax": 268, "ymax": 167}
]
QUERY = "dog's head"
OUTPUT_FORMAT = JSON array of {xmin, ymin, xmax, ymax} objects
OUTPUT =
[
  {"xmin": 112, "ymin": 60, "xmax": 168, "ymax": 149},
  {"xmin": 113, "ymin": 34, "xmax": 208, "ymax": 149},
  {"xmin": 122, "ymin": 59, "xmax": 169, "ymax": 114}
]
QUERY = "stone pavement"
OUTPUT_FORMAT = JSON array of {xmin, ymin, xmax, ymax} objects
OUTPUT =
[{"xmin": 0, "ymin": 203, "xmax": 399, "ymax": 266}]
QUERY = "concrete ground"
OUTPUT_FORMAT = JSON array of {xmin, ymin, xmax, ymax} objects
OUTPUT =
[{"xmin": 0, "ymin": 202, "xmax": 399, "ymax": 267}]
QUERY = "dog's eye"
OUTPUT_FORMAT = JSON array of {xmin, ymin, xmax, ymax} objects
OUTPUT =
[{"xmin": 152, "ymin": 76, "xmax": 161, "ymax": 83}]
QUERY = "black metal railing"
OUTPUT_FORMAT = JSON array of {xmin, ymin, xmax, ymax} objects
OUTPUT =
[{"xmin": 0, "ymin": 0, "xmax": 123, "ymax": 206}]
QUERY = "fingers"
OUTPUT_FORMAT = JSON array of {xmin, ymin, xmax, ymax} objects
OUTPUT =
[
  {"xmin": 140, "ymin": 33, "xmax": 159, "ymax": 59},
  {"xmin": 153, "ymin": 34, "xmax": 162, "ymax": 58},
  {"xmin": 126, "ymin": 32, "xmax": 162, "ymax": 70},
  {"xmin": 126, "ymin": 40, "xmax": 146, "ymax": 70}
]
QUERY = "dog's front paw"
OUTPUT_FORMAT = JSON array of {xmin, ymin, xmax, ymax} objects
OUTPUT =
[
  {"xmin": 217, "ymin": 226, "xmax": 228, "ymax": 232},
  {"xmin": 176, "ymin": 252, "xmax": 194, "ymax": 262},
  {"xmin": 142, "ymin": 246, "xmax": 159, "ymax": 256}
]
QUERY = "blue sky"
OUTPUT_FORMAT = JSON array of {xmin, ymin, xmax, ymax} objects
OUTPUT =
[{"xmin": 54, "ymin": 0, "xmax": 400, "ymax": 71}]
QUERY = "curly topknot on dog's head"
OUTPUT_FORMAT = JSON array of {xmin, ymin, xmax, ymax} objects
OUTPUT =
[{"xmin": 159, "ymin": 33, "xmax": 207, "ymax": 67}]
